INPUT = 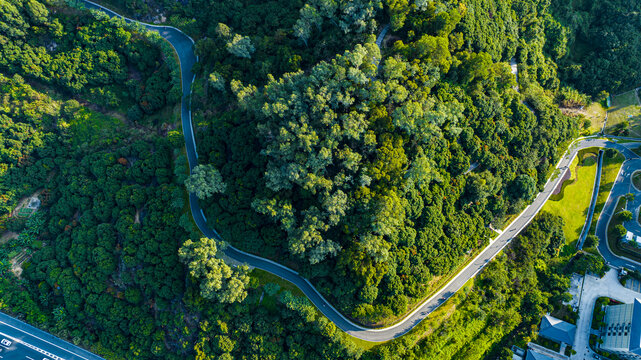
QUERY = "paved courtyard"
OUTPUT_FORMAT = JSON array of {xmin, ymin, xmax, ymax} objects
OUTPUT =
[{"xmin": 572, "ymin": 269, "xmax": 641, "ymax": 360}]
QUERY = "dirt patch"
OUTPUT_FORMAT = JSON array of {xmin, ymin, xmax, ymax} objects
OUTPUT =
[
  {"xmin": 134, "ymin": 208, "xmax": 141, "ymax": 224},
  {"xmin": 0, "ymin": 231, "xmax": 18, "ymax": 244},
  {"xmin": 552, "ymin": 168, "xmax": 572, "ymax": 195},
  {"xmin": 560, "ymin": 107, "xmax": 587, "ymax": 117},
  {"xmin": 383, "ymin": 35, "xmax": 401, "ymax": 48},
  {"xmin": 11, "ymin": 190, "xmax": 43, "ymax": 218},
  {"xmin": 10, "ymin": 251, "xmax": 30, "ymax": 279}
]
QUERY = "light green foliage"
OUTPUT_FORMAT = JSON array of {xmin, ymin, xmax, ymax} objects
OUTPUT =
[
  {"xmin": 208, "ymin": 72, "xmax": 225, "ymax": 92},
  {"xmin": 226, "ymin": 34, "xmax": 255, "ymax": 59},
  {"xmin": 620, "ymin": 210, "xmax": 633, "ymax": 222},
  {"xmin": 178, "ymin": 238, "xmax": 249, "ymax": 303},
  {"xmin": 185, "ymin": 164, "xmax": 227, "ymax": 199},
  {"xmin": 214, "ymin": 22, "xmax": 255, "ymax": 59},
  {"xmin": 293, "ymin": 4, "xmax": 322, "ymax": 45}
]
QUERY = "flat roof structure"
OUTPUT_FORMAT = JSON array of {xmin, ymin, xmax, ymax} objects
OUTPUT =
[{"xmin": 601, "ymin": 298, "xmax": 641, "ymax": 357}]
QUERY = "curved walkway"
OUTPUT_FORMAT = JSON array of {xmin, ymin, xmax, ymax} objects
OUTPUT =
[{"xmin": 73, "ymin": 1, "xmax": 641, "ymax": 342}]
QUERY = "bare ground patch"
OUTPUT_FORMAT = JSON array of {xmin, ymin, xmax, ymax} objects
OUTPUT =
[{"xmin": 0, "ymin": 231, "xmax": 18, "ymax": 245}]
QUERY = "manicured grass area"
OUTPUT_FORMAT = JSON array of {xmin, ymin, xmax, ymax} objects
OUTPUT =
[
  {"xmin": 590, "ymin": 150, "xmax": 626, "ymax": 236},
  {"xmin": 606, "ymin": 90, "xmax": 641, "ymax": 137},
  {"xmin": 585, "ymin": 102, "xmax": 607, "ymax": 135},
  {"xmin": 543, "ymin": 149, "xmax": 598, "ymax": 250},
  {"xmin": 549, "ymin": 155, "xmax": 580, "ymax": 202}
]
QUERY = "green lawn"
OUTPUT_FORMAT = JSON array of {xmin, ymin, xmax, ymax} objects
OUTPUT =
[
  {"xmin": 543, "ymin": 149, "xmax": 598, "ymax": 250},
  {"xmin": 593, "ymin": 151, "xmax": 626, "ymax": 217},
  {"xmin": 606, "ymin": 90, "xmax": 641, "ymax": 137},
  {"xmin": 588, "ymin": 149, "xmax": 625, "ymax": 243},
  {"xmin": 585, "ymin": 102, "xmax": 607, "ymax": 135},
  {"xmin": 250, "ymin": 268, "xmax": 306, "ymax": 298}
]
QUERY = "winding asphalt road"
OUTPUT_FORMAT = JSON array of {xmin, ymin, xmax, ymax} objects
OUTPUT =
[
  {"xmin": 52, "ymin": 1, "xmax": 641, "ymax": 343},
  {"xmin": 594, "ymin": 147, "xmax": 641, "ymax": 271}
]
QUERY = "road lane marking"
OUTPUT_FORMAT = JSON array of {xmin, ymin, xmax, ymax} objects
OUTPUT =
[
  {"xmin": 0, "ymin": 322, "xmax": 90, "ymax": 360},
  {"xmin": 0, "ymin": 331, "xmax": 61, "ymax": 360}
]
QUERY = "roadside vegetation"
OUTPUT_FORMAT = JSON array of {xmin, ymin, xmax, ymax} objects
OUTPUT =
[
  {"xmin": 605, "ymin": 90, "xmax": 641, "ymax": 136},
  {"xmin": 366, "ymin": 213, "xmax": 605, "ymax": 360},
  {"xmin": 583, "ymin": 103, "xmax": 607, "ymax": 135},
  {"xmin": 589, "ymin": 149, "xmax": 626, "ymax": 237}
]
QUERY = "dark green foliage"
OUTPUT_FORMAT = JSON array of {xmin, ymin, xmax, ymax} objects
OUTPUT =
[
  {"xmin": 0, "ymin": 0, "xmax": 176, "ymax": 116},
  {"xmin": 552, "ymin": 0, "xmax": 641, "ymax": 95},
  {"xmin": 0, "ymin": 2, "xmax": 372, "ymax": 359},
  {"xmin": 195, "ymin": 0, "xmax": 580, "ymax": 324}
]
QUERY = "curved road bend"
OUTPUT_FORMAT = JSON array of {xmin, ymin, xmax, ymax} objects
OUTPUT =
[
  {"xmin": 74, "ymin": 2, "xmax": 641, "ymax": 342},
  {"xmin": 595, "ymin": 154, "xmax": 641, "ymax": 271}
]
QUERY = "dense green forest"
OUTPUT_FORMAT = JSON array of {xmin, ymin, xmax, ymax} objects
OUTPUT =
[
  {"xmin": 0, "ymin": 1, "xmax": 361, "ymax": 359},
  {"xmin": 551, "ymin": 0, "xmax": 641, "ymax": 95},
  {"xmin": 189, "ymin": 0, "xmax": 580, "ymax": 325},
  {"xmin": 2, "ymin": 0, "xmax": 640, "ymax": 359}
]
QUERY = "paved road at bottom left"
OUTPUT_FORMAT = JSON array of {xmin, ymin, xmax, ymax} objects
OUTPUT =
[{"xmin": 0, "ymin": 312, "xmax": 103, "ymax": 360}]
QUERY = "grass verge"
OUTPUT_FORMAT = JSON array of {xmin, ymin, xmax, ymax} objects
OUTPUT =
[
  {"xmin": 542, "ymin": 149, "xmax": 598, "ymax": 250},
  {"xmin": 590, "ymin": 150, "xmax": 626, "ymax": 238},
  {"xmin": 250, "ymin": 268, "xmax": 381, "ymax": 350},
  {"xmin": 585, "ymin": 102, "xmax": 607, "ymax": 135},
  {"xmin": 606, "ymin": 90, "xmax": 641, "ymax": 136},
  {"xmin": 369, "ymin": 246, "xmax": 481, "ymax": 328}
]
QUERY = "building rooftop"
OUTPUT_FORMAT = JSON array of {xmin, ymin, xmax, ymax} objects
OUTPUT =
[
  {"xmin": 524, "ymin": 342, "xmax": 569, "ymax": 360},
  {"xmin": 601, "ymin": 298, "xmax": 641, "ymax": 355},
  {"xmin": 629, "ymin": 298, "xmax": 641, "ymax": 355},
  {"xmin": 539, "ymin": 315, "xmax": 576, "ymax": 346}
]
